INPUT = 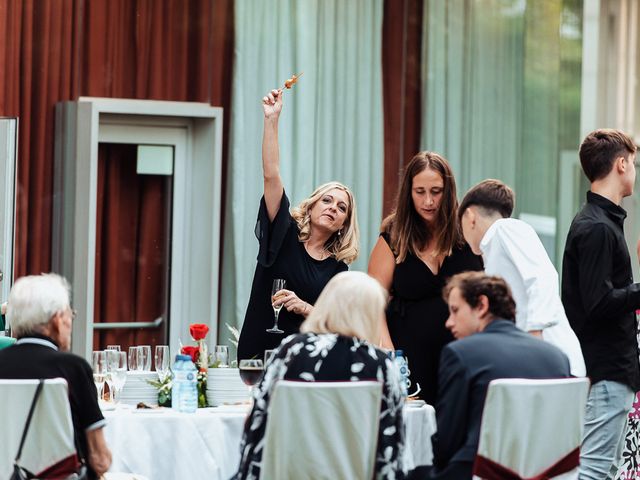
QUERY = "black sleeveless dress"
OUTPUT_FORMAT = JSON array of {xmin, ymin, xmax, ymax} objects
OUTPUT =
[
  {"xmin": 382, "ymin": 233, "xmax": 483, "ymax": 405},
  {"xmin": 237, "ymin": 192, "xmax": 348, "ymax": 361}
]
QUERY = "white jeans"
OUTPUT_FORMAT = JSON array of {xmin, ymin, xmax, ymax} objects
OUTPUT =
[{"xmin": 579, "ymin": 380, "xmax": 635, "ymax": 480}]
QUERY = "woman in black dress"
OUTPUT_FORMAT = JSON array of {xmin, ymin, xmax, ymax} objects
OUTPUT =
[
  {"xmin": 237, "ymin": 88, "xmax": 360, "ymax": 361},
  {"xmin": 368, "ymin": 152, "xmax": 482, "ymax": 405},
  {"xmin": 233, "ymin": 271, "xmax": 406, "ymax": 480}
]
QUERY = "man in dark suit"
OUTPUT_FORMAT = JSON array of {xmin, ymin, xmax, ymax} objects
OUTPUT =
[{"xmin": 428, "ymin": 271, "xmax": 571, "ymax": 479}]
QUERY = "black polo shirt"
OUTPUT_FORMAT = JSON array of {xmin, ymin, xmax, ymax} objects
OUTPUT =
[
  {"xmin": 561, "ymin": 191, "xmax": 640, "ymax": 390},
  {"xmin": 0, "ymin": 334, "xmax": 105, "ymax": 468}
]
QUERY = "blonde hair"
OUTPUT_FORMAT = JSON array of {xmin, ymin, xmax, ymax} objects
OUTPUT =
[
  {"xmin": 300, "ymin": 271, "xmax": 387, "ymax": 344},
  {"xmin": 291, "ymin": 182, "xmax": 360, "ymax": 264}
]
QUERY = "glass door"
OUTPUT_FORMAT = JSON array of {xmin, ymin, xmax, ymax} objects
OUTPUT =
[{"xmin": 93, "ymin": 142, "xmax": 174, "ymax": 352}]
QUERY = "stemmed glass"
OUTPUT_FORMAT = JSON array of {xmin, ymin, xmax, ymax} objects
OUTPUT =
[
  {"xmin": 92, "ymin": 351, "xmax": 107, "ymax": 401},
  {"xmin": 266, "ymin": 279, "xmax": 286, "ymax": 333},
  {"xmin": 239, "ymin": 359, "xmax": 264, "ymax": 396},
  {"xmin": 128, "ymin": 346, "xmax": 138, "ymax": 371},
  {"xmin": 108, "ymin": 351, "xmax": 127, "ymax": 404},
  {"xmin": 155, "ymin": 345, "xmax": 170, "ymax": 382},
  {"xmin": 138, "ymin": 345, "xmax": 152, "ymax": 371}
]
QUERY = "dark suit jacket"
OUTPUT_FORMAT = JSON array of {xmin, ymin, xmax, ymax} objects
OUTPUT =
[{"xmin": 429, "ymin": 320, "xmax": 571, "ymax": 479}]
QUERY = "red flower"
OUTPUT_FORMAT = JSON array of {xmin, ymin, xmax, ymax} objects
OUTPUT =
[
  {"xmin": 181, "ymin": 346, "xmax": 199, "ymax": 363},
  {"xmin": 189, "ymin": 323, "xmax": 209, "ymax": 341}
]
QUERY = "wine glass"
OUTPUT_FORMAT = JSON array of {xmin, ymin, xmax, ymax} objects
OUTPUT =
[
  {"xmin": 128, "ymin": 346, "xmax": 139, "ymax": 371},
  {"xmin": 266, "ymin": 279, "xmax": 286, "ymax": 333},
  {"xmin": 238, "ymin": 359, "xmax": 264, "ymax": 395},
  {"xmin": 108, "ymin": 351, "xmax": 127, "ymax": 404},
  {"xmin": 155, "ymin": 345, "xmax": 170, "ymax": 382},
  {"xmin": 92, "ymin": 351, "xmax": 107, "ymax": 401},
  {"xmin": 214, "ymin": 345, "xmax": 229, "ymax": 367}
]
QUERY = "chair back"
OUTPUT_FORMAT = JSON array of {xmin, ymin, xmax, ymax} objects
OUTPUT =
[
  {"xmin": 260, "ymin": 380, "xmax": 383, "ymax": 480},
  {"xmin": 473, "ymin": 377, "xmax": 590, "ymax": 480},
  {"xmin": 0, "ymin": 378, "xmax": 78, "ymax": 478}
]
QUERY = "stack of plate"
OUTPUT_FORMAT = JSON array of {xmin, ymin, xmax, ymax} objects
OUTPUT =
[
  {"xmin": 119, "ymin": 371, "xmax": 159, "ymax": 406},
  {"xmin": 206, "ymin": 368, "xmax": 250, "ymax": 406}
]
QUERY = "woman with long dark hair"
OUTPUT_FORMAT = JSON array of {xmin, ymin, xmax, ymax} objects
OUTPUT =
[{"xmin": 368, "ymin": 152, "xmax": 482, "ymax": 405}]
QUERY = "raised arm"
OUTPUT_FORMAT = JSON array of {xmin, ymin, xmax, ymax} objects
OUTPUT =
[
  {"xmin": 262, "ymin": 89, "xmax": 285, "ymax": 221},
  {"xmin": 368, "ymin": 237, "xmax": 396, "ymax": 350}
]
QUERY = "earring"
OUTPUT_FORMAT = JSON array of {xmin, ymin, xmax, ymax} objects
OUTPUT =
[{"xmin": 337, "ymin": 230, "xmax": 342, "ymax": 237}]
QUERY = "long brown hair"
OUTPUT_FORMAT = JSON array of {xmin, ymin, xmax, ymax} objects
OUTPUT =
[{"xmin": 382, "ymin": 151, "xmax": 462, "ymax": 262}]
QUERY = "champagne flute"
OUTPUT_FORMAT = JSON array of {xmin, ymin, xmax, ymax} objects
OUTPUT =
[
  {"xmin": 109, "ymin": 351, "xmax": 128, "ymax": 404},
  {"xmin": 155, "ymin": 345, "xmax": 170, "ymax": 382},
  {"xmin": 92, "ymin": 351, "xmax": 107, "ymax": 401},
  {"xmin": 239, "ymin": 359, "xmax": 264, "ymax": 396},
  {"xmin": 266, "ymin": 279, "xmax": 286, "ymax": 333},
  {"xmin": 128, "ymin": 346, "xmax": 139, "ymax": 371},
  {"xmin": 138, "ymin": 345, "xmax": 152, "ymax": 371}
]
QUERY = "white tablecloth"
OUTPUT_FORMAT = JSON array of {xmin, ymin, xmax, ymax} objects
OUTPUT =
[{"xmin": 103, "ymin": 403, "xmax": 436, "ymax": 480}]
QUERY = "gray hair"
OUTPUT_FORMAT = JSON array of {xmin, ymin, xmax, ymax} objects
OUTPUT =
[
  {"xmin": 300, "ymin": 271, "xmax": 386, "ymax": 344},
  {"xmin": 7, "ymin": 274, "xmax": 71, "ymax": 337}
]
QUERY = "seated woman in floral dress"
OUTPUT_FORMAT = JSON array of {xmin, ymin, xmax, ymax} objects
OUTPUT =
[{"xmin": 233, "ymin": 271, "xmax": 406, "ymax": 480}]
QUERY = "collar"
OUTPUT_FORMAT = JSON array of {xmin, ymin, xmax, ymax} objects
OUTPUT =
[
  {"xmin": 481, "ymin": 319, "xmax": 516, "ymax": 333},
  {"xmin": 479, "ymin": 218, "xmax": 507, "ymax": 255},
  {"xmin": 15, "ymin": 333, "xmax": 59, "ymax": 351},
  {"xmin": 587, "ymin": 191, "xmax": 627, "ymax": 226}
]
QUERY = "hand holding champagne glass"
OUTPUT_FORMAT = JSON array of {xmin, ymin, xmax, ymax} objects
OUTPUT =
[{"xmin": 267, "ymin": 279, "xmax": 286, "ymax": 333}]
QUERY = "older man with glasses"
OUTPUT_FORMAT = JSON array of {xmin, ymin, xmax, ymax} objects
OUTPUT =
[{"xmin": 0, "ymin": 273, "xmax": 111, "ymax": 479}]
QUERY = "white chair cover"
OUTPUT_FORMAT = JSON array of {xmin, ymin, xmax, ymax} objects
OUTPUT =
[
  {"xmin": 0, "ymin": 378, "xmax": 77, "ymax": 478},
  {"xmin": 474, "ymin": 377, "xmax": 590, "ymax": 480},
  {"xmin": 260, "ymin": 380, "xmax": 383, "ymax": 480}
]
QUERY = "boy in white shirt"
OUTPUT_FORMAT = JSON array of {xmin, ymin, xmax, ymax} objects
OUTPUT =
[{"xmin": 458, "ymin": 179, "xmax": 585, "ymax": 376}]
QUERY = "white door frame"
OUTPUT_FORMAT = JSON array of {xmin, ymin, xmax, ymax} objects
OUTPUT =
[
  {"xmin": 53, "ymin": 98, "xmax": 223, "ymax": 360},
  {"xmin": 0, "ymin": 118, "xmax": 17, "ymax": 306}
]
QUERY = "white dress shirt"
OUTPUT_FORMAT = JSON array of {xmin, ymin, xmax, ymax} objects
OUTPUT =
[{"xmin": 481, "ymin": 218, "xmax": 586, "ymax": 377}]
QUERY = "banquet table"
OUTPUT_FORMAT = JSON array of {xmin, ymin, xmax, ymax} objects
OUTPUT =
[{"xmin": 103, "ymin": 403, "xmax": 436, "ymax": 479}]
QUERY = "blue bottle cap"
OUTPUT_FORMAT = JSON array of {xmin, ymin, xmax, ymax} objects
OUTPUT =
[
  {"xmin": 176, "ymin": 354, "xmax": 191, "ymax": 361},
  {"xmin": 394, "ymin": 350, "xmax": 404, "ymax": 357}
]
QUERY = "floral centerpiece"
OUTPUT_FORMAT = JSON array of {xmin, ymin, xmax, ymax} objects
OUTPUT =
[
  {"xmin": 181, "ymin": 323, "xmax": 210, "ymax": 407},
  {"xmin": 150, "ymin": 323, "xmax": 211, "ymax": 408}
]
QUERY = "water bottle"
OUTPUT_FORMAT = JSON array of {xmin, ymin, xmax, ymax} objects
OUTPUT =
[
  {"xmin": 394, "ymin": 350, "xmax": 409, "ymax": 396},
  {"xmin": 172, "ymin": 354, "xmax": 198, "ymax": 413}
]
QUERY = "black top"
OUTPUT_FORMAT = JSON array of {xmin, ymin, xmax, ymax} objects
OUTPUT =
[
  {"xmin": 233, "ymin": 332, "xmax": 406, "ymax": 480},
  {"xmin": 237, "ymin": 193, "xmax": 348, "ymax": 360},
  {"xmin": 561, "ymin": 191, "xmax": 640, "ymax": 390},
  {"xmin": 382, "ymin": 233, "xmax": 483, "ymax": 405},
  {"xmin": 431, "ymin": 320, "xmax": 571, "ymax": 478},
  {"xmin": 0, "ymin": 334, "xmax": 105, "ymax": 479}
]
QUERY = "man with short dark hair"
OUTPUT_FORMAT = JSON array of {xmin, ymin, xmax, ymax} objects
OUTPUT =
[
  {"xmin": 426, "ymin": 272, "xmax": 571, "ymax": 479},
  {"xmin": 458, "ymin": 179, "xmax": 585, "ymax": 376},
  {"xmin": 0, "ymin": 274, "xmax": 111, "ymax": 479},
  {"xmin": 562, "ymin": 128, "xmax": 640, "ymax": 479}
]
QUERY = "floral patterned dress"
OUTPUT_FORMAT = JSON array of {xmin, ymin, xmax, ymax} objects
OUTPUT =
[{"xmin": 232, "ymin": 332, "xmax": 406, "ymax": 480}]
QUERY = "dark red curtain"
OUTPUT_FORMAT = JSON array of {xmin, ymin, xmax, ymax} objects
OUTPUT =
[
  {"xmin": 382, "ymin": 0, "xmax": 423, "ymax": 217},
  {"xmin": 0, "ymin": 0, "xmax": 234, "ymax": 350}
]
